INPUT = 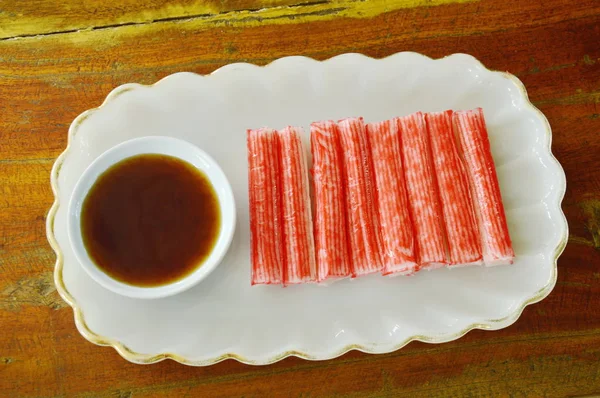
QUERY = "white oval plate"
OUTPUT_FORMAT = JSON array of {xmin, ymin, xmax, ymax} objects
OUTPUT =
[{"xmin": 48, "ymin": 52, "xmax": 568, "ymax": 366}]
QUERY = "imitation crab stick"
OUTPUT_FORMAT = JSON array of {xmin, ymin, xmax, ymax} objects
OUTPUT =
[
  {"xmin": 453, "ymin": 108, "xmax": 514, "ymax": 266},
  {"xmin": 425, "ymin": 111, "xmax": 483, "ymax": 266},
  {"xmin": 278, "ymin": 126, "xmax": 317, "ymax": 284},
  {"xmin": 310, "ymin": 121, "xmax": 352, "ymax": 281},
  {"xmin": 365, "ymin": 120, "xmax": 417, "ymax": 275},
  {"xmin": 397, "ymin": 113, "xmax": 448, "ymax": 268},
  {"xmin": 247, "ymin": 128, "xmax": 283, "ymax": 284},
  {"xmin": 338, "ymin": 117, "xmax": 382, "ymax": 276}
]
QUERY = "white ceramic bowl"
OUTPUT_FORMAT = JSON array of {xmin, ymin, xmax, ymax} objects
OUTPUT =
[{"xmin": 67, "ymin": 136, "xmax": 236, "ymax": 299}]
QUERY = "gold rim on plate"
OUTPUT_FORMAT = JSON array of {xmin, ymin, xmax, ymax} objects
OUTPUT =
[{"xmin": 46, "ymin": 52, "xmax": 568, "ymax": 366}]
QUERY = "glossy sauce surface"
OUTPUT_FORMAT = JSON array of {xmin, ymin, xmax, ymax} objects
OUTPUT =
[{"xmin": 81, "ymin": 154, "xmax": 221, "ymax": 287}]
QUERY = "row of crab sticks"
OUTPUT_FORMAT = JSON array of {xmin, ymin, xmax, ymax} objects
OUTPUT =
[{"xmin": 247, "ymin": 108, "xmax": 513, "ymax": 285}]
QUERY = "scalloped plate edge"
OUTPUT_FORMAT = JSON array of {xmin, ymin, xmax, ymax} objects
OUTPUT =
[{"xmin": 46, "ymin": 52, "xmax": 568, "ymax": 366}]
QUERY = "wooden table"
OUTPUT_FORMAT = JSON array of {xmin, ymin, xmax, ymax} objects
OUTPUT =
[{"xmin": 1, "ymin": 0, "xmax": 599, "ymax": 396}]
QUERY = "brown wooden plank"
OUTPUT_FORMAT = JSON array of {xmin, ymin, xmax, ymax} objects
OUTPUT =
[
  {"xmin": 0, "ymin": 306, "xmax": 65, "ymax": 396},
  {"xmin": 0, "ymin": 0, "xmax": 324, "ymax": 39}
]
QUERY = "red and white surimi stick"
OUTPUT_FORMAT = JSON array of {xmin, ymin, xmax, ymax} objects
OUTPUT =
[
  {"xmin": 425, "ymin": 111, "xmax": 483, "ymax": 266},
  {"xmin": 338, "ymin": 117, "xmax": 382, "ymax": 276},
  {"xmin": 453, "ymin": 108, "xmax": 514, "ymax": 266},
  {"xmin": 247, "ymin": 128, "xmax": 283, "ymax": 284},
  {"xmin": 278, "ymin": 126, "xmax": 317, "ymax": 284},
  {"xmin": 397, "ymin": 112, "xmax": 448, "ymax": 268},
  {"xmin": 365, "ymin": 120, "xmax": 417, "ymax": 275},
  {"xmin": 310, "ymin": 121, "xmax": 352, "ymax": 281}
]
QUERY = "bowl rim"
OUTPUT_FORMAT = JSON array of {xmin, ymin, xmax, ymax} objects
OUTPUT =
[{"xmin": 66, "ymin": 135, "xmax": 237, "ymax": 299}]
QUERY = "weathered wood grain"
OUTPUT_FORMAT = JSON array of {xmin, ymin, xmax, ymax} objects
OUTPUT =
[
  {"xmin": 0, "ymin": 0, "xmax": 476, "ymax": 39},
  {"xmin": 1, "ymin": 0, "xmax": 599, "ymax": 396},
  {"xmin": 0, "ymin": 0, "xmax": 314, "ymax": 39}
]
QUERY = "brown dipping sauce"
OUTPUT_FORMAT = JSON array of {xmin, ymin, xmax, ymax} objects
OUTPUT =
[{"xmin": 81, "ymin": 154, "xmax": 221, "ymax": 287}]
